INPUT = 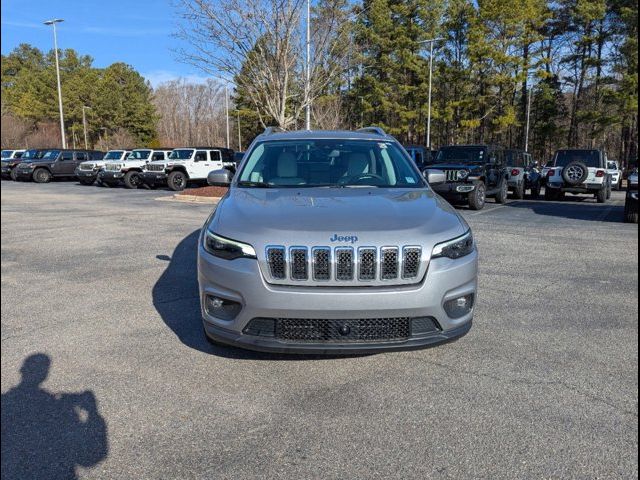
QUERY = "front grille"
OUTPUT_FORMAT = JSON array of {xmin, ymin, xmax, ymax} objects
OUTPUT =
[
  {"xmin": 105, "ymin": 163, "xmax": 122, "ymax": 172},
  {"xmin": 146, "ymin": 163, "xmax": 165, "ymax": 172},
  {"xmin": 274, "ymin": 317, "xmax": 411, "ymax": 342},
  {"xmin": 265, "ymin": 245, "xmax": 422, "ymax": 284},
  {"xmin": 79, "ymin": 163, "xmax": 95, "ymax": 171},
  {"xmin": 444, "ymin": 170, "xmax": 459, "ymax": 182},
  {"xmin": 289, "ymin": 248, "xmax": 308, "ymax": 280}
]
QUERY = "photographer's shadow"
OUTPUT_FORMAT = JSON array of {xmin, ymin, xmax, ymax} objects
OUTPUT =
[{"xmin": 1, "ymin": 354, "xmax": 108, "ymax": 480}]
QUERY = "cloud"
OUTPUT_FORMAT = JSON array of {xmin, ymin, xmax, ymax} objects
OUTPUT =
[{"xmin": 142, "ymin": 70, "xmax": 212, "ymax": 88}]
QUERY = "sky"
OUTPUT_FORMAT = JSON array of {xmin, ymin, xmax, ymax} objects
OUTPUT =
[{"xmin": 0, "ymin": 0, "xmax": 211, "ymax": 87}]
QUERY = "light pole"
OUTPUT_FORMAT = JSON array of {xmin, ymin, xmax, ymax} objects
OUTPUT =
[
  {"xmin": 224, "ymin": 85, "xmax": 230, "ymax": 149},
  {"xmin": 419, "ymin": 38, "xmax": 444, "ymax": 149},
  {"xmin": 82, "ymin": 106, "xmax": 91, "ymax": 149},
  {"xmin": 524, "ymin": 74, "xmax": 535, "ymax": 152},
  {"xmin": 236, "ymin": 110, "xmax": 242, "ymax": 151},
  {"xmin": 304, "ymin": 0, "xmax": 311, "ymax": 130},
  {"xmin": 44, "ymin": 19, "xmax": 66, "ymax": 149}
]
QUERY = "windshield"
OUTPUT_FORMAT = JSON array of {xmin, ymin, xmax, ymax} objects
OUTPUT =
[
  {"xmin": 607, "ymin": 161, "xmax": 618, "ymax": 170},
  {"xmin": 127, "ymin": 150, "xmax": 151, "ymax": 160},
  {"xmin": 1, "ymin": 150, "xmax": 13, "ymax": 159},
  {"xmin": 104, "ymin": 150, "xmax": 125, "ymax": 160},
  {"xmin": 554, "ymin": 150, "xmax": 600, "ymax": 168},
  {"xmin": 238, "ymin": 139, "xmax": 423, "ymax": 188},
  {"xmin": 435, "ymin": 147, "xmax": 486, "ymax": 164},
  {"xmin": 42, "ymin": 150, "xmax": 60, "ymax": 159},
  {"xmin": 168, "ymin": 149, "xmax": 194, "ymax": 160},
  {"xmin": 20, "ymin": 149, "xmax": 39, "ymax": 160}
]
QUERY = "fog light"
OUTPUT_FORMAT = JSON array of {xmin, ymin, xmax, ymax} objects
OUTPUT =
[
  {"xmin": 204, "ymin": 295, "xmax": 242, "ymax": 320},
  {"xmin": 444, "ymin": 294, "xmax": 474, "ymax": 319}
]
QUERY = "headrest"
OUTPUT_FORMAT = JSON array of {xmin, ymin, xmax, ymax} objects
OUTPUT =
[{"xmin": 277, "ymin": 151, "xmax": 298, "ymax": 177}]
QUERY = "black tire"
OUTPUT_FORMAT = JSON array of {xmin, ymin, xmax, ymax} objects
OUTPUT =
[
  {"xmin": 615, "ymin": 179, "xmax": 622, "ymax": 191},
  {"xmin": 9, "ymin": 168, "xmax": 18, "ymax": 181},
  {"xmin": 606, "ymin": 184, "xmax": 612, "ymax": 200},
  {"xmin": 545, "ymin": 188, "xmax": 560, "ymax": 201},
  {"xmin": 596, "ymin": 187, "xmax": 607, "ymax": 203},
  {"xmin": 78, "ymin": 177, "xmax": 95, "ymax": 186},
  {"xmin": 494, "ymin": 179, "xmax": 509, "ymax": 204},
  {"xmin": 33, "ymin": 168, "xmax": 51, "ymax": 183},
  {"xmin": 624, "ymin": 202, "xmax": 639, "ymax": 224},
  {"xmin": 562, "ymin": 161, "xmax": 589, "ymax": 185},
  {"xmin": 530, "ymin": 181, "xmax": 541, "ymax": 199},
  {"xmin": 123, "ymin": 170, "xmax": 142, "ymax": 189},
  {"xmin": 468, "ymin": 182, "xmax": 486, "ymax": 210},
  {"xmin": 168, "ymin": 170, "xmax": 188, "ymax": 191},
  {"xmin": 514, "ymin": 181, "xmax": 525, "ymax": 200}
]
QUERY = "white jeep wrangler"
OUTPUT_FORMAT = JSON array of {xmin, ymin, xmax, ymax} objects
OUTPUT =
[
  {"xmin": 545, "ymin": 149, "xmax": 612, "ymax": 203},
  {"xmin": 140, "ymin": 147, "xmax": 234, "ymax": 191},
  {"xmin": 76, "ymin": 150, "xmax": 131, "ymax": 185},
  {"xmin": 607, "ymin": 160, "xmax": 623, "ymax": 190},
  {"xmin": 100, "ymin": 149, "xmax": 172, "ymax": 188}
]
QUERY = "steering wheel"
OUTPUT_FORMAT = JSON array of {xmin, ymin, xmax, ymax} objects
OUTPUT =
[{"xmin": 338, "ymin": 173, "xmax": 386, "ymax": 186}]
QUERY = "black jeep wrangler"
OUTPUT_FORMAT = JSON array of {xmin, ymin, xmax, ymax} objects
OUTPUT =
[
  {"xmin": 426, "ymin": 145, "xmax": 510, "ymax": 210},
  {"xmin": 15, "ymin": 149, "xmax": 104, "ymax": 183}
]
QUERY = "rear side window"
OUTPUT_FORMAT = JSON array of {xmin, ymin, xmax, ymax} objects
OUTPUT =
[
  {"xmin": 76, "ymin": 152, "xmax": 87, "ymax": 161},
  {"xmin": 61, "ymin": 151, "xmax": 73, "ymax": 160},
  {"xmin": 209, "ymin": 150, "xmax": 222, "ymax": 162},
  {"xmin": 152, "ymin": 151, "xmax": 166, "ymax": 160}
]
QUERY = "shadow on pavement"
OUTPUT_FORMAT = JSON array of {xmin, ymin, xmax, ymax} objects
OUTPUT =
[
  {"xmin": 506, "ymin": 198, "xmax": 625, "ymax": 223},
  {"xmin": 153, "ymin": 230, "xmax": 370, "ymax": 361},
  {"xmin": 1, "ymin": 354, "xmax": 108, "ymax": 480}
]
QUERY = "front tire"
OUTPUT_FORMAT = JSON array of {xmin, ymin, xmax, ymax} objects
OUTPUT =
[
  {"xmin": 168, "ymin": 170, "xmax": 188, "ymax": 191},
  {"xmin": 123, "ymin": 170, "xmax": 142, "ymax": 189},
  {"xmin": 468, "ymin": 182, "xmax": 486, "ymax": 210},
  {"xmin": 494, "ymin": 179, "xmax": 509, "ymax": 204},
  {"xmin": 624, "ymin": 202, "xmax": 638, "ymax": 224},
  {"xmin": 9, "ymin": 168, "xmax": 18, "ymax": 181},
  {"xmin": 33, "ymin": 168, "xmax": 51, "ymax": 183}
]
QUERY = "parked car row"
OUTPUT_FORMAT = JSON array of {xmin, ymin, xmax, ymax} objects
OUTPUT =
[{"xmin": 1, "ymin": 146, "xmax": 237, "ymax": 191}]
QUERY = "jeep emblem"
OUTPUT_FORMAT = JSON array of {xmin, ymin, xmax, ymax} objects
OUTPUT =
[{"xmin": 330, "ymin": 234, "xmax": 358, "ymax": 243}]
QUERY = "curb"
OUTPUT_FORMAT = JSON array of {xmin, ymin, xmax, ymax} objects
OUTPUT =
[{"xmin": 156, "ymin": 195, "xmax": 221, "ymax": 204}]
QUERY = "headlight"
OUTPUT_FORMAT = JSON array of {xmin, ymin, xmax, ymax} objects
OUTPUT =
[
  {"xmin": 457, "ymin": 170, "xmax": 469, "ymax": 180},
  {"xmin": 203, "ymin": 230, "xmax": 256, "ymax": 260},
  {"xmin": 432, "ymin": 230, "xmax": 474, "ymax": 259}
]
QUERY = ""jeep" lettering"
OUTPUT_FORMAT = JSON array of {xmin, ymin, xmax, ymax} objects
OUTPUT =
[{"xmin": 330, "ymin": 234, "xmax": 358, "ymax": 243}]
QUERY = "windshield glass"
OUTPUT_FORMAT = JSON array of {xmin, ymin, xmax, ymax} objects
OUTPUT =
[
  {"xmin": 607, "ymin": 162, "xmax": 617, "ymax": 170},
  {"xmin": 554, "ymin": 150, "xmax": 600, "ymax": 168},
  {"xmin": 1, "ymin": 150, "xmax": 13, "ymax": 159},
  {"xmin": 435, "ymin": 147, "xmax": 486, "ymax": 164},
  {"xmin": 42, "ymin": 150, "xmax": 60, "ymax": 159},
  {"xmin": 168, "ymin": 149, "xmax": 194, "ymax": 160},
  {"xmin": 127, "ymin": 150, "xmax": 151, "ymax": 160},
  {"xmin": 104, "ymin": 150, "xmax": 125, "ymax": 160},
  {"xmin": 238, "ymin": 139, "xmax": 423, "ymax": 188},
  {"xmin": 20, "ymin": 149, "xmax": 39, "ymax": 159}
]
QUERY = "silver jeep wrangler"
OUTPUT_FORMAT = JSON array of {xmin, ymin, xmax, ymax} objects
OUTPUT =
[{"xmin": 197, "ymin": 127, "xmax": 478, "ymax": 354}]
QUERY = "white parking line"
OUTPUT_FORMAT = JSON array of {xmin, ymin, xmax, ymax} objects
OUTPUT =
[{"xmin": 469, "ymin": 201, "xmax": 522, "ymax": 215}]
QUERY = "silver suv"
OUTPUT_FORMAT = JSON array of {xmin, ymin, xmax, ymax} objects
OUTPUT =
[{"xmin": 197, "ymin": 128, "xmax": 478, "ymax": 354}]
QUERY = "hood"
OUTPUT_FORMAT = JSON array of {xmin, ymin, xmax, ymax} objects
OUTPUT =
[
  {"xmin": 427, "ymin": 163, "xmax": 484, "ymax": 171},
  {"xmin": 210, "ymin": 187, "xmax": 467, "ymax": 251}
]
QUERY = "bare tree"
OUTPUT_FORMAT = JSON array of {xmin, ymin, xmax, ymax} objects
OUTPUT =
[
  {"xmin": 94, "ymin": 128, "xmax": 138, "ymax": 150},
  {"xmin": 1, "ymin": 113, "xmax": 31, "ymax": 148},
  {"xmin": 175, "ymin": 0, "xmax": 350, "ymax": 129}
]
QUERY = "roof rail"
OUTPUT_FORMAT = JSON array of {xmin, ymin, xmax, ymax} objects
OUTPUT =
[
  {"xmin": 357, "ymin": 126, "xmax": 387, "ymax": 136},
  {"xmin": 262, "ymin": 126, "xmax": 285, "ymax": 135}
]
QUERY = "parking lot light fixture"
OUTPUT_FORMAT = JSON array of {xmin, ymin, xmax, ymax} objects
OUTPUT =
[{"xmin": 44, "ymin": 18, "xmax": 66, "ymax": 149}]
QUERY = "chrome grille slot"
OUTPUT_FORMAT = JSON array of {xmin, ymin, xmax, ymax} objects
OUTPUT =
[
  {"xmin": 445, "ymin": 170, "xmax": 458, "ymax": 182},
  {"xmin": 312, "ymin": 248, "xmax": 331, "ymax": 280},
  {"xmin": 105, "ymin": 163, "xmax": 122, "ymax": 172},
  {"xmin": 79, "ymin": 163, "xmax": 95, "ymax": 171},
  {"xmin": 402, "ymin": 247, "xmax": 422, "ymax": 279},
  {"xmin": 381, "ymin": 247, "xmax": 399, "ymax": 280},
  {"xmin": 335, "ymin": 248, "xmax": 354, "ymax": 281},
  {"xmin": 266, "ymin": 247, "xmax": 286, "ymax": 280},
  {"xmin": 358, "ymin": 248, "xmax": 377, "ymax": 280},
  {"xmin": 146, "ymin": 163, "xmax": 165, "ymax": 172},
  {"xmin": 289, "ymin": 247, "xmax": 308, "ymax": 280}
]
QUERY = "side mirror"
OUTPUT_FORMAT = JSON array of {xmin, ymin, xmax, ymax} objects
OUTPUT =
[
  {"xmin": 208, "ymin": 168, "xmax": 233, "ymax": 186},
  {"xmin": 423, "ymin": 169, "xmax": 446, "ymax": 186}
]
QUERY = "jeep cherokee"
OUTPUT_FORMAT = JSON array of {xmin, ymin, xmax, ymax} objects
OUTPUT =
[{"xmin": 198, "ymin": 127, "xmax": 478, "ymax": 354}]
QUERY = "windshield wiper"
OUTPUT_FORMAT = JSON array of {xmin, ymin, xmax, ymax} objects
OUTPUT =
[{"xmin": 237, "ymin": 181, "xmax": 273, "ymax": 188}]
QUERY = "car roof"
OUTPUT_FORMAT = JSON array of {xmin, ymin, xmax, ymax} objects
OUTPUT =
[{"xmin": 256, "ymin": 129, "xmax": 397, "ymax": 142}]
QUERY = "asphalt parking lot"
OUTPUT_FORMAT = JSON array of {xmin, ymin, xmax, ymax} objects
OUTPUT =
[{"xmin": 1, "ymin": 180, "xmax": 638, "ymax": 479}]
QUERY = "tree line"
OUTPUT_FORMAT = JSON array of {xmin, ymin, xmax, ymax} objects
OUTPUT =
[{"xmin": 177, "ymin": 0, "xmax": 638, "ymax": 165}]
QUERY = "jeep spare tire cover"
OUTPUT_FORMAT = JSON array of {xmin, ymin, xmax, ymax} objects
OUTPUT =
[{"xmin": 562, "ymin": 161, "xmax": 589, "ymax": 185}]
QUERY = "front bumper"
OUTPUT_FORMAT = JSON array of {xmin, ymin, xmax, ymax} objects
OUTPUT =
[
  {"xmin": 100, "ymin": 170, "xmax": 125, "ymax": 181},
  {"xmin": 1, "ymin": 166, "xmax": 13, "ymax": 177},
  {"xmin": 432, "ymin": 182, "xmax": 476, "ymax": 199},
  {"xmin": 15, "ymin": 168, "xmax": 35, "ymax": 180},
  {"xmin": 547, "ymin": 182, "xmax": 605, "ymax": 193},
  {"xmin": 198, "ymin": 244, "xmax": 478, "ymax": 354},
  {"xmin": 76, "ymin": 169, "xmax": 99, "ymax": 180},
  {"xmin": 140, "ymin": 171, "xmax": 168, "ymax": 186}
]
